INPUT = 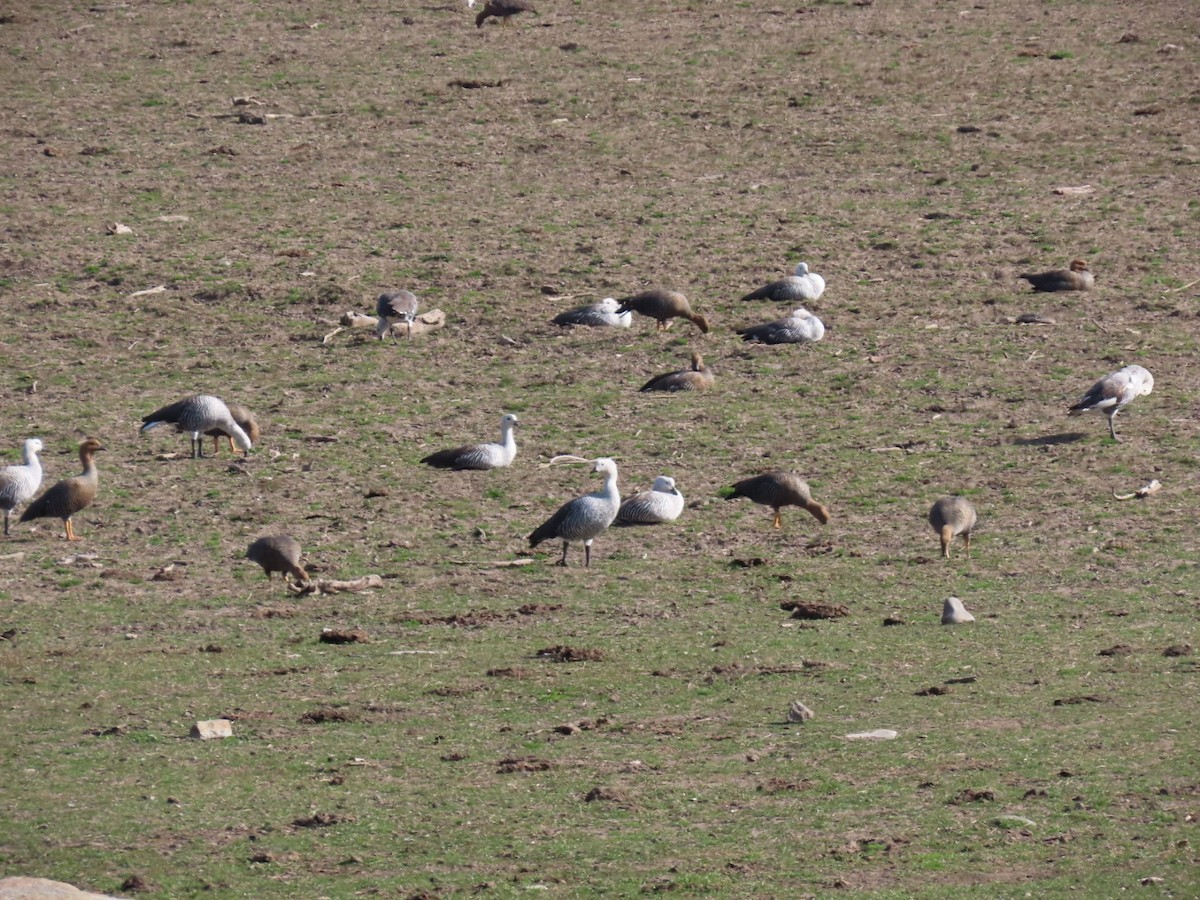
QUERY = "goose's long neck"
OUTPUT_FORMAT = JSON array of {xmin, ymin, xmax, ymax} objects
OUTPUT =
[
  {"xmin": 599, "ymin": 468, "xmax": 620, "ymax": 504},
  {"xmin": 501, "ymin": 422, "xmax": 516, "ymax": 451},
  {"xmin": 79, "ymin": 449, "xmax": 99, "ymax": 480},
  {"xmin": 23, "ymin": 447, "xmax": 41, "ymax": 473}
]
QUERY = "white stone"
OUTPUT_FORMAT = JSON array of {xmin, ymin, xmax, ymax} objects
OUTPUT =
[
  {"xmin": 845, "ymin": 729, "xmax": 898, "ymax": 741},
  {"xmin": 0, "ymin": 876, "xmax": 118, "ymax": 899},
  {"xmin": 190, "ymin": 719, "xmax": 233, "ymax": 740},
  {"xmin": 942, "ymin": 596, "xmax": 975, "ymax": 624}
]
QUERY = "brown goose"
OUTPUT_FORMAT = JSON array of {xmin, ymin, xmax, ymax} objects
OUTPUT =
[
  {"xmin": 726, "ymin": 472, "xmax": 829, "ymax": 529},
  {"xmin": 204, "ymin": 403, "xmax": 260, "ymax": 456},
  {"xmin": 928, "ymin": 496, "xmax": 977, "ymax": 559},
  {"xmin": 639, "ymin": 352, "xmax": 714, "ymax": 392},
  {"xmin": 246, "ymin": 535, "xmax": 308, "ymax": 584},
  {"xmin": 476, "ymin": 0, "xmax": 536, "ymax": 27},
  {"xmin": 1019, "ymin": 259, "xmax": 1094, "ymax": 292},
  {"xmin": 616, "ymin": 290, "xmax": 710, "ymax": 334},
  {"xmin": 20, "ymin": 438, "xmax": 105, "ymax": 542}
]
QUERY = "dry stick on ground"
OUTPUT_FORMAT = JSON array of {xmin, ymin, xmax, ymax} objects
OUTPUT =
[
  {"xmin": 287, "ymin": 574, "xmax": 384, "ymax": 595},
  {"xmin": 334, "ymin": 308, "xmax": 446, "ymax": 340}
]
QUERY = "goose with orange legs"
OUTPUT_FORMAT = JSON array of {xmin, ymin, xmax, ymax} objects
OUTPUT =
[
  {"xmin": 617, "ymin": 290, "xmax": 710, "ymax": 334},
  {"xmin": 928, "ymin": 496, "xmax": 977, "ymax": 559},
  {"xmin": 20, "ymin": 438, "xmax": 105, "ymax": 542},
  {"xmin": 246, "ymin": 535, "xmax": 309, "ymax": 584},
  {"xmin": 727, "ymin": 472, "xmax": 829, "ymax": 529}
]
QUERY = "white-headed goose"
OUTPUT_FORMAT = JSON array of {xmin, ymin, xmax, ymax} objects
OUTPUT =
[
  {"xmin": 141, "ymin": 395, "xmax": 253, "ymax": 459},
  {"xmin": 0, "ymin": 438, "xmax": 44, "ymax": 536},
  {"xmin": 421, "ymin": 413, "xmax": 519, "ymax": 470},
  {"xmin": 528, "ymin": 457, "xmax": 620, "ymax": 567},
  {"xmin": 740, "ymin": 262, "xmax": 826, "ymax": 303},
  {"xmin": 737, "ymin": 307, "xmax": 825, "ymax": 345},
  {"xmin": 1068, "ymin": 365, "xmax": 1154, "ymax": 441},
  {"xmin": 616, "ymin": 475, "xmax": 684, "ymax": 526}
]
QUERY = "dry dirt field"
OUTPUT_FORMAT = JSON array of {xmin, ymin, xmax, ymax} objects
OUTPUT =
[{"xmin": 2, "ymin": 0, "xmax": 1199, "ymax": 896}]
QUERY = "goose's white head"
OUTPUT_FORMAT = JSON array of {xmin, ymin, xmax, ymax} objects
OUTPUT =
[
  {"xmin": 501, "ymin": 412, "xmax": 520, "ymax": 429},
  {"xmin": 651, "ymin": 475, "xmax": 677, "ymax": 493},
  {"xmin": 794, "ymin": 262, "xmax": 812, "ymax": 277},
  {"xmin": 23, "ymin": 438, "xmax": 44, "ymax": 458}
]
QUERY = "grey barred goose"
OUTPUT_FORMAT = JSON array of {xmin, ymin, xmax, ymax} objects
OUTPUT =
[
  {"xmin": 552, "ymin": 297, "xmax": 632, "ymax": 329},
  {"xmin": 727, "ymin": 472, "xmax": 829, "ymax": 529},
  {"xmin": 528, "ymin": 457, "xmax": 620, "ymax": 567},
  {"xmin": 204, "ymin": 403, "xmax": 260, "ymax": 456},
  {"xmin": 617, "ymin": 290, "xmax": 710, "ymax": 334},
  {"xmin": 476, "ymin": 0, "xmax": 536, "ymax": 27},
  {"xmin": 639, "ymin": 352, "xmax": 714, "ymax": 393},
  {"xmin": 246, "ymin": 535, "xmax": 308, "ymax": 584},
  {"xmin": 0, "ymin": 438, "xmax": 44, "ymax": 536},
  {"xmin": 1068, "ymin": 364, "xmax": 1154, "ymax": 441},
  {"xmin": 141, "ymin": 395, "xmax": 253, "ymax": 459},
  {"xmin": 616, "ymin": 475, "xmax": 684, "ymax": 526},
  {"xmin": 376, "ymin": 290, "xmax": 420, "ymax": 339},
  {"xmin": 1020, "ymin": 259, "xmax": 1094, "ymax": 292},
  {"xmin": 737, "ymin": 307, "xmax": 824, "ymax": 345},
  {"xmin": 740, "ymin": 262, "xmax": 826, "ymax": 303},
  {"xmin": 421, "ymin": 413, "xmax": 519, "ymax": 470},
  {"xmin": 928, "ymin": 496, "xmax": 977, "ymax": 559},
  {"xmin": 20, "ymin": 438, "xmax": 105, "ymax": 542}
]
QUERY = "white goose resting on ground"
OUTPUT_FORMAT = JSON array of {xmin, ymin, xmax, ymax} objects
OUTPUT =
[
  {"xmin": 740, "ymin": 262, "xmax": 826, "ymax": 303},
  {"xmin": 737, "ymin": 307, "xmax": 825, "ymax": 345},
  {"xmin": 552, "ymin": 297, "xmax": 632, "ymax": 329},
  {"xmin": 376, "ymin": 290, "xmax": 420, "ymax": 339},
  {"xmin": 421, "ymin": 413, "xmax": 519, "ymax": 470},
  {"xmin": 0, "ymin": 438, "xmax": 44, "ymax": 536},
  {"xmin": 528, "ymin": 457, "xmax": 620, "ymax": 567},
  {"xmin": 1068, "ymin": 364, "xmax": 1154, "ymax": 441},
  {"xmin": 616, "ymin": 475, "xmax": 684, "ymax": 526},
  {"xmin": 141, "ymin": 394, "xmax": 253, "ymax": 458}
]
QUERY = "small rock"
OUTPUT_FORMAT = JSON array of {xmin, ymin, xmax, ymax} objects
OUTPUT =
[
  {"xmin": 0, "ymin": 877, "xmax": 118, "ymax": 899},
  {"xmin": 994, "ymin": 815, "xmax": 1036, "ymax": 828},
  {"xmin": 106, "ymin": 222, "xmax": 134, "ymax": 235},
  {"xmin": 845, "ymin": 729, "xmax": 898, "ymax": 741},
  {"xmin": 1139, "ymin": 876, "xmax": 1165, "ymax": 886},
  {"xmin": 787, "ymin": 700, "xmax": 814, "ymax": 723},
  {"xmin": 942, "ymin": 597, "xmax": 975, "ymax": 624},
  {"xmin": 190, "ymin": 719, "xmax": 233, "ymax": 740}
]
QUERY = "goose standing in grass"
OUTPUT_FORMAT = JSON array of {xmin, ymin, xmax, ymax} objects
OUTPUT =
[
  {"xmin": 727, "ymin": 472, "xmax": 830, "ymax": 529},
  {"xmin": 1068, "ymin": 365, "xmax": 1154, "ymax": 441},
  {"xmin": 740, "ymin": 262, "xmax": 826, "ymax": 303},
  {"xmin": 141, "ymin": 394, "xmax": 253, "ymax": 459},
  {"xmin": 1020, "ymin": 259, "xmax": 1094, "ymax": 292},
  {"xmin": 616, "ymin": 475, "xmax": 684, "ymax": 526},
  {"xmin": 928, "ymin": 496, "xmax": 977, "ymax": 559},
  {"xmin": 639, "ymin": 352, "xmax": 714, "ymax": 392},
  {"xmin": 737, "ymin": 307, "xmax": 825, "ymax": 345},
  {"xmin": 476, "ymin": 0, "xmax": 536, "ymax": 27},
  {"xmin": 617, "ymin": 290, "xmax": 710, "ymax": 334},
  {"xmin": 0, "ymin": 438, "xmax": 43, "ymax": 536},
  {"xmin": 421, "ymin": 413, "xmax": 519, "ymax": 470},
  {"xmin": 528, "ymin": 457, "xmax": 620, "ymax": 567},
  {"xmin": 204, "ymin": 403, "xmax": 260, "ymax": 456},
  {"xmin": 20, "ymin": 438, "xmax": 105, "ymax": 542},
  {"xmin": 552, "ymin": 297, "xmax": 632, "ymax": 329},
  {"xmin": 376, "ymin": 290, "xmax": 420, "ymax": 340},
  {"xmin": 246, "ymin": 535, "xmax": 308, "ymax": 584}
]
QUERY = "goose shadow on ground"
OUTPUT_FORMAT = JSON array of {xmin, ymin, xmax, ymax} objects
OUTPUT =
[{"xmin": 1014, "ymin": 433, "xmax": 1088, "ymax": 447}]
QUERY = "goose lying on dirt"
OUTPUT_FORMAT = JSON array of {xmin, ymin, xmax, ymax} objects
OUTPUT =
[
  {"xmin": 376, "ymin": 290, "xmax": 420, "ymax": 339},
  {"xmin": 1020, "ymin": 259, "xmax": 1094, "ymax": 292},
  {"xmin": 928, "ymin": 496, "xmax": 977, "ymax": 559},
  {"xmin": 617, "ymin": 290, "xmax": 710, "ymax": 333},
  {"xmin": 0, "ymin": 438, "xmax": 43, "ymax": 536},
  {"xmin": 727, "ymin": 472, "xmax": 830, "ymax": 529},
  {"xmin": 740, "ymin": 262, "xmax": 826, "ymax": 303},
  {"xmin": 552, "ymin": 297, "xmax": 632, "ymax": 329},
  {"xmin": 142, "ymin": 395, "xmax": 253, "ymax": 458},
  {"xmin": 528, "ymin": 457, "xmax": 620, "ymax": 567},
  {"xmin": 20, "ymin": 438, "xmax": 105, "ymax": 542},
  {"xmin": 616, "ymin": 475, "xmax": 684, "ymax": 525},
  {"xmin": 421, "ymin": 413, "xmax": 519, "ymax": 470},
  {"xmin": 639, "ymin": 352, "xmax": 714, "ymax": 392},
  {"xmin": 1068, "ymin": 364, "xmax": 1153, "ymax": 441},
  {"xmin": 736, "ymin": 307, "xmax": 825, "ymax": 345}
]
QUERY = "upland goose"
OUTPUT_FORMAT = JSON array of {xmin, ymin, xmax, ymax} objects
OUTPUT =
[
  {"xmin": 1020, "ymin": 259, "xmax": 1094, "ymax": 292},
  {"xmin": 727, "ymin": 472, "xmax": 830, "ymax": 529},
  {"xmin": 0, "ymin": 438, "xmax": 43, "ymax": 536},
  {"xmin": 20, "ymin": 438, "xmax": 105, "ymax": 542},
  {"xmin": 617, "ymin": 290, "xmax": 710, "ymax": 334},
  {"xmin": 528, "ymin": 457, "xmax": 620, "ymax": 567},
  {"xmin": 421, "ymin": 413, "xmax": 519, "ymax": 470},
  {"xmin": 552, "ymin": 297, "xmax": 632, "ymax": 329},
  {"xmin": 246, "ymin": 535, "xmax": 308, "ymax": 584},
  {"xmin": 639, "ymin": 352, "xmax": 714, "ymax": 393},
  {"xmin": 376, "ymin": 290, "xmax": 420, "ymax": 339},
  {"xmin": 476, "ymin": 0, "xmax": 536, "ymax": 27},
  {"xmin": 1069, "ymin": 364, "xmax": 1154, "ymax": 441},
  {"xmin": 737, "ymin": 307, "xmax": 825, "ymax": 344},
  {"xmin": 740, "ymin": 262, "xmax": 826, "ymax": 303},
  {"xmin": 142, "ymin": 394, "xmax": 253, "ymax": 458},
  {"xmin": 204, "ymin": 403, "xmax": 260, "ymax": 456},
  {"xmin": 928, "ymin": 496, "xmax": 977, "ymax": 559},
  {"xmin": 616, "ymin": 475, "xmax": 684, "ymax": 526}
]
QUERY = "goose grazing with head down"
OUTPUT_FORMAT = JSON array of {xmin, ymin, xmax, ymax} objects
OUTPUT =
[
  {"xmin": 204, "ymin": 403, "xmax": 260, "ymax": 456},
  {"xmin": 1068, "ymin": 364, "xmax": 1154, "ymax": 442},
  {"xmin": 246, "ymin": 535, "xmax": 308, "ymax": 584},
  {"xmin": 421, "ymin": 413, "xmax": 519, "ymax": 470},
  {"xmin": 528, "ymin": 457, "xmax": 621, "ymax": 567},
  {"xmin": 142, "ymin": 394, "xmax": 253, "ymax": 459},
  {"xmin": 740, "ymin": 262, "xmax": 826, "ymax": 304},
  {"xmin": 727, "ymin": 472, "xmax": 830, "ymax": 529},
  {"xmin": 0, "ymin": 438, "xmax": 44, "ymax": 536},
  {"xmin": 552, "ymin": 297, "xmax": 632, "ymax": 329},
  {"xmin": 20, "ymin": 438, "xmax": 105, "ymax": 542},
  {"xmin": 617, "ymin": 290, "xmax": 710, "ymax": 334},
  {"xmin": 1020, "ymin": 259, "xmax": 1094, "ymax": 292},
  {"xmin": 376, "ymin": 290, "xmax": 420, "ymax": 340},
  {"xmin": 928, "ymin": 496, "xmax": 977, "ymax": 559},
  {"xmin": 639, "ymin": 352, "xmax": 714, "ymax": 393},
  {"xmin": 476, "ymin": 0, "xmax": 536, "ymax": 27},
  {"xmin": 737, "ymin": 307, "xmax": 825, "ymax": 345},
  {"xmin": 616, "ymin": 475, "xmax": 684, "ymax": 526}
]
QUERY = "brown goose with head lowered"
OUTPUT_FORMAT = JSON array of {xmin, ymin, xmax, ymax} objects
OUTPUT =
[
  {"xmin": 639, "ymin": 352, "xmax": 714, "ymax": 392},
  {"xmin": 20, "ymin": 438, "xmax": 105, "ymax": 542},
  {"xmin": 204, "ymin": 403, "xmax": 260, "ymax": 456},
  {"xmin": 476, "ymin": 0, "xmax": 536, "ymax": 27},
  {"xmin": 1019, "ymin": 259, "xmax": 1094, "ymax": 292},
  {"xmin": 246, "ymin": 535, "xmax": 308, "ymax": 584},
  {"xmin": 928, "ymin": 496, "xmax": 977, "ymax": 559},
  {"xmin": 726, "ymin": 472, "xmax": 829, "ymax": 529},
  {"xmin": 617, "ymin": 290, "xmax": 709, "ymax": 334}
]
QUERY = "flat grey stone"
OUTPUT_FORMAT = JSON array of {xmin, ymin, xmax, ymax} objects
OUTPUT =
[
  {"xmin": 844, "ymin": 729, "xmax": 898, "ymax": 741},
  {"xmin": 942, "ymin": 596, "xmax": 975, "ymax": 624},
  {"xmin": 190, "ymin": 719, "xmax": 233, "ymax": 740},
  {"xmin": 0, "ymin": 877, "xmax": 118, "ymax": 899}
]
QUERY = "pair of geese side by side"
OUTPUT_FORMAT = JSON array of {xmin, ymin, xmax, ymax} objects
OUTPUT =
[
  {"xmin": 141, "ymin": 395, "xmax": 258, "ymax": 458},
  {"xmin": 553, "ymin": 291, "xmax": 709, "ymax": 333},
  {"xmin": 14, "ymin": 438, "xmax": 106, "ymax": 542}
]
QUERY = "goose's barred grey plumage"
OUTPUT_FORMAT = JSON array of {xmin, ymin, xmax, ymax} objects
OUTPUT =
[
  {"xmin": 421, "ymin": 413, "xmax": 519, "ymax": 470},
  {"xmin": 204, "ymin": 403, "xmax": 260, "ymax": 456},
  {"xmin": 727, "ymin": 472, "xmax": 830, "ymax": 529},
  {"xmin": 246, "ymin": 535, "xmax": 308, "ymax": 584},
  {"xmin": 1068, "ymin": 364, "xmax": 1154, "ymax": 441},
  {"xmin": 737, "ymin": 307, "xmax": 824, "ymax": 345},
  {"xmin": 20, "ymin": 438, "xmax": 105, "ymax": 542},
  {"xmin": 528, "ymin": 458, "xmax": 620, "ymax": 567},
  {"xmin": 616, "ymin": 475, "xmax": 683, "ymax": 526},
  {"xmin": 639, "ymin": 352, "xmax": 714, "ymax": 392},
  {"xmin": 617, "ymin": 290, "xmax": 710, "ymax": 334},
  {"xmin": 929, "ymin": 496, "xmax": 977, "ymax": 559},
  {"xmin": 552, "ymin": 297, "xmax": 631, "ymax": 329},
  {"xmin": 740, "ymin": 262, "xmax": 826, "ymax": 303},
  {"xmin": 0, "ymin": 438, "xmax": 44, "ymax": 536},
  {"xmin": 376, "ymin": 290, "xmax": 420, "ymax": 339},
  {"xmin": 1020, "ymin": 259, "xmax": 1094, "ymax": 292},
  {"xmin": 141, "ymin": 394, "xmax": 253, "ymax": 458},
  {"xmin": 476, "ymin": 0, "xmax": 536, "ymax": 27}
]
